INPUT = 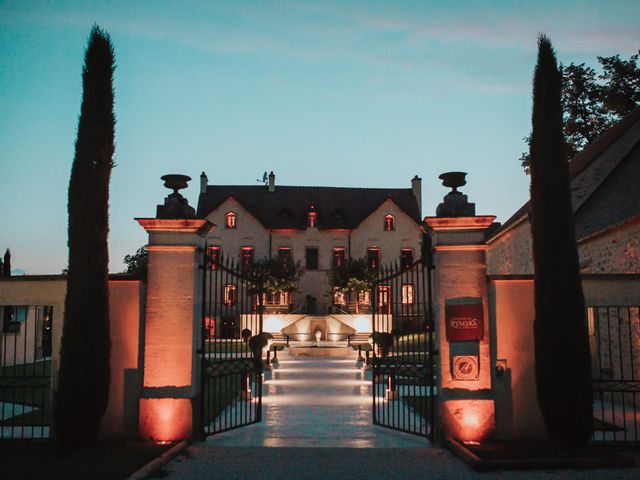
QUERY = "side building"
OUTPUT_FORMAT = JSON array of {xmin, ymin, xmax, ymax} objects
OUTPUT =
[{"xmin": 196, "ymin": 172, "xmax": 424, "ymax": 314}]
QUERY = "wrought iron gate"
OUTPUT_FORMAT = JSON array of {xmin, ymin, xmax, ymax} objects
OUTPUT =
[
  {"xmin": 371, "ymin": 257, "xmax": 436, "ymax": 440},
  {"xmin": 1, "ymin": 304, "xmax": 53, "ymax": 439},
  {"xmin": 589, "ymin": 305, "xmax": 640, "ymax": 444},
  {"xmin": 201, "ymin": 248, "xmax": 263, "ymax": 436}
]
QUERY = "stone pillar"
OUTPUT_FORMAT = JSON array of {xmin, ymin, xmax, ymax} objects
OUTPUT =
[
  {"xmin": 136, "ymin": 218, "xmax": 210, "ymax": 441},
  {"xmin": 425, "ymin": 172, "xmax": 496, "ymax": 443}
]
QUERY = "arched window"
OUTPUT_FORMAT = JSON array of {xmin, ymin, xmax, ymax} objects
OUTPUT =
[
  {"xmin": 225, "ymin": 212, "xmax": 237, "ymax": 229},
  {"xmin": 383, "ymin": 214, "xmax": 395, "ymax": 231}
]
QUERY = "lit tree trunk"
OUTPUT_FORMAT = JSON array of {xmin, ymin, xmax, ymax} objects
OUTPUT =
[
  {"xmin": 54, "ymin": 26, "xmax": 115, "ymax": 444},
  {"xmin": 529, "ymin": 35, "xmax": 592, "ymax": 446}
]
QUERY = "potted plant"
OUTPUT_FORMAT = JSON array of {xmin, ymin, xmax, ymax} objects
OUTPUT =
[{"xmin": 369, "ymin": 332, "xmax": 394, "ymax": 358}]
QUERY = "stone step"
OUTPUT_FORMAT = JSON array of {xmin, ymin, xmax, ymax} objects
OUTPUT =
[{"xmin": 288, "ymin": 346, "xmax": 355, "ymax": 357}]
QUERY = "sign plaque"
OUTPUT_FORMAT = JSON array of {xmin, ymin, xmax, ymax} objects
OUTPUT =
[
  {"xmin": 445, "ymin": 304, "xmax": 484, "ymax": 341},
  {"xmin": 452, "ymin": 355, "xmax": 479, "ymax": 381}
]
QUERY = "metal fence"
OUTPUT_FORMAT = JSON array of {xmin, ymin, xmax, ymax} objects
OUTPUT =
[
  {"xmin": 1, "ymin": 305, "xmax": 53, "ymax": 439},
  {"xmin": 588, "ymin": 306, "xmax": 640, "ymax": 444}
]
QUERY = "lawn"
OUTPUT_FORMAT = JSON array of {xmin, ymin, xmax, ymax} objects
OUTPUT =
[
  {"xmin": 0, "ymin": 440, "xmax": 171, "ymax": 480},
  {"xmin": 0, "ymin": 359, "xmax": 52, "ymax": 427}
]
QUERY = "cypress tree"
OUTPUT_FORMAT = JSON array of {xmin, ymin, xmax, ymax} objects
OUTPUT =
[
  {"xmin": 529, "ymin": 35, "xmax": 592, "ymax": 446},
  {"xmin": 54, "ymin": 26, "xmax": 115, "ymax": 443},
  {"xmin": 2, "ymin": 249, "xmax": 10, "ymax": 276}
]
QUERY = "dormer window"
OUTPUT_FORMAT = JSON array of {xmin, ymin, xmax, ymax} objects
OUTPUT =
[
  {"xmin": 225, "ymin": 212, "xmax": 237, "ymax": 229},
  {"xmin": 384, "ymin": 215, "xmax": 395, "ymax": 231},
  {"xmin": 307, "ymin": 205, "xmax": 317, "ymax": 228},
  {"xmin": 308, "ymin": 212, "xmax": 317, "ymax": 228}
]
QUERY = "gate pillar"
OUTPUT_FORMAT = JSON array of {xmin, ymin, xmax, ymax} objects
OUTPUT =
[
  {"xmin": 135, "ymin": 177, "xmax": 213, "ymax": 442},
  {"xmin": 425, "ymin": 172, "xmax": 496, "ymax": 443},
  {"xmin": 136, "ymin": 219, "xmax": 211, "ymax": 441}
]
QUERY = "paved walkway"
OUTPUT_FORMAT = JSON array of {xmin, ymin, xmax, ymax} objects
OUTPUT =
[
  {"xmin": 159, "ymin": 349, "xmax": 640, "ymax": 479},
  {"xmin": 205, "ymin": 351, "xmax": 426, "ymax": 448}
]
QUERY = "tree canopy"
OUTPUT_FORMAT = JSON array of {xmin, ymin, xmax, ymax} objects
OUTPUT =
[
  {"xmin": 521, "ymin": 51, "xmax": 640, "ymax": 171},
  {"xmin": 123, "ymin": 246, "xmax": 148, "ymax": 277},
  {"xmin": 327, "ymin": 257, "xmax": 376, "ymax": 295}
]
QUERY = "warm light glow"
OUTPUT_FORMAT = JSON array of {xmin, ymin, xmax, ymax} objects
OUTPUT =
[
  {"xmin": 353, "ymin": 316, "xmax": 371, "ymax": 333},
  {"xmin": 264, "ymin": 315, "xmax": 285, "ymax": 332},
  {"xmin": 443, "ymin": 400, "xmax": 494, "ymax": 442},
  {"xmin": 462, "ymin": 411, "xmax": 480, "ymax": 429},
  {"xmin": 140, "ymin": 398, "xmax": 192, "ymax": 441}
]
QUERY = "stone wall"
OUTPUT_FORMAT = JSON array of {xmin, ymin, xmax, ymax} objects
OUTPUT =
[
  {"xmin": 579, "ymin": 220, "xmax": 640, "ymax": 274},
  {"xmin": 487, "ymin": 218, "xmax": 640, "ymax": 275},
  {"xmin": 0, "ymin": 276, "xmax": 144, "ymax": 438}
]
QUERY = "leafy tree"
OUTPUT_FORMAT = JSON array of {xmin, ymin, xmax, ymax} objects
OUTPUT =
[
  {"xmin": 55, "ymin": 26, "xmax": 115, "ymax": 444},
  {"xmin": 521, "ymin": 51, "xmax": 640, "ymax": 171},
  {"xmin": 123, "ymin": 246, "xmax": 148, "ymax": 277},
  {"xmin": 248, "ymin": 257, "xmax": 303, "ymax": 294},
  {"xmin": 529, "ymin": 35, "xmax": 592, "ymax": 446},
  {"xmin": 327, "ymin": 257, "xmax": 376, "ymax": 295}
]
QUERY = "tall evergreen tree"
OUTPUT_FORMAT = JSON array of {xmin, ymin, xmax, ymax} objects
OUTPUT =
[
  {"xmin": 54, "ymin": 26, "xmax": 115, "ymax": 443},
  {"xmin": 2, "ymin": 249, "xmax": 10, "ymax": 276},
  {"xmin": 529, "ymin": 35, "xmax": 592, "ymax": 446}
]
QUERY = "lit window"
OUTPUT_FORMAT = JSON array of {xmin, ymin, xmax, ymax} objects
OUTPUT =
[
  {"xmin": 400, "ymin": 249, "xmax": 414, "ymax": 269},
  {"xmin": 277, "ymin": 292, "xmax": 290, "ymax": 306},
  {"xmin": 367, "ymin": 248, "xmax": 380, "ymax": 271},
  {"xmin": 306, "ymin": 248, "xmax": 319, "ymax": 270},
  {"xmin": 378, "ymin": 285, "xmax": 390, "ymax": 313},
  {"xmin": 223, "ymin": 284, "xmax": 237, "ymax": 305},
  {"xmin": 333, "ymin": 248, "xmax": 345, "ymax": 268},
  {"xmin": 241, "ymin": 247, "xmax": 254, "ymax": 272},
  {"xmin": 402, "ymin": 284, "xmax": 415, "ymax": 304},
  {"xmin": 357, "ymin": 291, "xmax": 370, "ymax": 305},
  {"xmin": 225, "ymin": 212, "xmax": 237, "ymax": 229},
  {"xmin": 384, "ymin": 215, "xmax": 395, "ymax": 231},
  {"xmin": 208, "ymin": 246, "xmax": 221, "ymax": 270}
]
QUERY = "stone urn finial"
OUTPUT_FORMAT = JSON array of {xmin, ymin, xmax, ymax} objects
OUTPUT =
[
  {"xmin": 161, "ymin": 174, "xmax": 191, "ymax": 197},
  {"xmin": 156, "ymin": 174, "xmax": 195, "ymax": 219},
  {"xmin": 438, "ymin": 171, "xmax": 467, "ymax": 194}
]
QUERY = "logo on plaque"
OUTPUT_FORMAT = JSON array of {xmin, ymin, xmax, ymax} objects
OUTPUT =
[
  {"xmin": 445, "ymin": 304, "xmax": 484, "ymax": 341},
  {"xmin": 452, "ymin": 355, "xmax": 479, "ymax": 381}
]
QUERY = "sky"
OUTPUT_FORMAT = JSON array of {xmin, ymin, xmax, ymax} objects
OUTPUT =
[{"xmin": 1, "ymin": 1, "xmax": 638, "ymax": 274}]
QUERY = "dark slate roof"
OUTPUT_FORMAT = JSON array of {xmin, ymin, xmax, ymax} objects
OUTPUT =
[
  {"xmin": 196, "ymin": 185, "xmax": 422, "ymax": 229},
  {"xmin": 490, "ymin": 108, "xmax": 640, "ymax": 241},
  {"xmin": 573, "ymin": 141, "xmax": 640, "ymax": 239}
]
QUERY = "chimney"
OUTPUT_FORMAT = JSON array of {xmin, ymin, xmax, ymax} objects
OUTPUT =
[
  {"xmin": 411, "ymin": 175, "xmax": 422, "ymax": 216},
  {"xmin": 268, "ymin": 171, "xmax": 275, "ymax": 193},
  {"xmin": 200, "ymin": 171, "xmax": 208, "ymax": 194}
]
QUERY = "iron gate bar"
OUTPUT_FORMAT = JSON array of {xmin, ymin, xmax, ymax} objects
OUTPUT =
[
  {"xmin": 371, "ymin": 257, "xmax": 436, "ymax": 440},
  {"xmin": 0, "ymin": 305, "xmax": 53, "ymax": 440},
  {"xmin": 200, "ymin": 247, "xmax": 263, "ymax": 437},
  {"xmin": 589, "ymin": 305, "xmax": 640, "ymax": 445}
]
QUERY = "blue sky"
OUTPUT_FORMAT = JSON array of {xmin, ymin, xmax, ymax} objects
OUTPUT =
[{"xmin": 1, "ymin": 1, "xmax": 638, "ymax": 274}]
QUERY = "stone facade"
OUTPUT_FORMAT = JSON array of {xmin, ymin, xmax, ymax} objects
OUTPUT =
[{"xmin": 203, "ymin": 191, "xmax": 423, "ymax": 312}]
